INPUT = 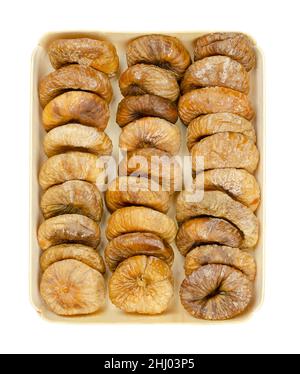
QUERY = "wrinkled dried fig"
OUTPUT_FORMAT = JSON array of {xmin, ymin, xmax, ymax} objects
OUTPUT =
[
  {"xmin": 126, "ymin": 34, "xmax": 191, "ymax": 79},
  {"xmin": 39, "ymin": 65, "xmax": 112, "ymax": 108},
  {"xmin": 119, "ymin": 64, "xmax": 180, "ymax": 101},
  {"xmin": 194, "ymin": 32, "xmax": 256, "ymax": 72},
  {"xmin": 178, "ymin": 87, "xmax": 254, "ymax": 125},
  {"xmin": 42, "ymin": 91, "xmax": 109, "ymax": 132},
  {"xmin": 180, "ymin": 264, "xmax": 253, "ymax": 320},
  {"xmin": 119, "ymin": 117, "xmax": 181, "ymax": 155},
  {"xmin": 104, "ymin": 232, "xmax": 174, "ymax": 272},
  {"xmin": 38, "ymin": 214, "xmax": 101, "ymax": 250},
  {"xmin": 40, "ymin": 180, "xmax": 103, "ymax": 221},
  {"xmin": 109, "ymin": 255, "xmax": 174, "ymax": 315},
  {"xmin": 116, "ymin": 94, "xmax": 178, "ymax": 127},
  {"xmin": 40, "ymin": 259, "xmax": 105, "ymax": 316},
  {"xmin": 176, "ymin": 217, "xmax": 242, "ymax": 256},
  {"xmin": 48, "ymin": 38, "xmax": 119, "ymax": 76},
  {"xmin": 106, "ymin": 206, "xmax": 177, "ymax": 244}
]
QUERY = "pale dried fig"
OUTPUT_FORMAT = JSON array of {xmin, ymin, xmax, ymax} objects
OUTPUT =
[
  {"xmin": 109, "ymin": 255, "xmax": 174, "ymax": 315},
  {"xmin": 119, "ymin": 64, "xmax": 180, "ymax": 101},
  {"xmin": 40, "ymin": 259, "xmax": 105, "ymax": 316},
  {"xmin": 180, "ymin": 264, "xmax": 253, "ymax": 320},
  {"xmin": 104, "ymin": 232, "xmax": 174, "ymax": 272},
  {"xmin": 38, "ymin": 214, "xmax": 101, "ymax": 250},
  {"xmin": 194, "ymin": 32, "xmax": 256, "ymax": 71}
]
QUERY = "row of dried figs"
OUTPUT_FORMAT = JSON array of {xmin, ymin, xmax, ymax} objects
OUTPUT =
[{"xmin": 37, "ymin": 37, "xmax": 120, "ymax": 316}]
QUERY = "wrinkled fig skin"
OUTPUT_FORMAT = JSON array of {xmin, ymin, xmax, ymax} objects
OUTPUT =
[
  {"xmin": 40, "ymin": 259, "xmax": 105, "ymax": 316},
  {"xmin": 126, "ymin": 34, "xmax": 191, "ymax": 79},
  {"xmin": 181, "ymin": 56, "xmax": 249, "ymax": 94},
  {"xmin": 194, "ymin": 32, "xmax": 256, "ymax": 72},
  {"xmin": 48, "ymin": 38, "xmax": 119, "ymax": 76},
  {"xmin": 44, "ymin": 124, "xmax": 112, "ymax": 157},
  {"xmin": 119, "ymin": 117, "xmax": 181, "ymax": 156},
  {"xmin": 180, "ymin": 264, "xmax": 253, "ymax": 320},
  {"xmin": 191, "ymin": 132, "xmax": 259, "ymax": 173},
  {"xmin": 39, "ymin": 64, "xmax": 113, "ymax": 108},
  {"xmin": 176, "ymin": 217, "xmax": 242, "ymax": 256},
  {"xmin": 109, "ymin": 255, "xmax": 174, "ymax": 315},
  {"xmin": 106, "ymin": 206, "xmax": 177, "ymax": 244},
  {"xmin": 184, "ymin": 245, "xmax": 256, "ymax": 280},
  {"xmin": 105, "ymin": 176, "xmax": 171, "ymax": 213},
  {"xmin": 116, "ymin": 95, "xmax": 178, "ymax": 127},
  {"xmin": 119, "ymin": 64, "xmax": 180, "ymax": 102},
  {"xmin": 40, "ymin": 244, "xmax": 106, "ymax": 273},
  {"xmin": 176, "ymin": 190, "xmax": 259, "ymax": 248},
  {"xmin": 104, "ymin": 232, "xmax": 174, "ymax": 272},
  {"xmin": 42, "ymin": 91, "xmax": 110, "ymax": 131},
  {"xmin": 40, "ymin": 180, "xmax": 103, "ymax": 221},
  {"xmin": 37, "ymin": 214, "xmax": 101, "ymax": 251},
  {"xmin": 187, "ymin": 113, "xmax": 256, "ymax": 151},
  {"xmin": 178, "ymin": 87, "xmax": 255, "ymax": 125}
]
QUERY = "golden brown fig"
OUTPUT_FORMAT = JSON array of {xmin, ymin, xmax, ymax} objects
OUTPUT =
[
  {"xmin": 39, "ymin": 65, "xmax": 113, "ymax": 108},
  {"xmin": 38, "ymin": 214, "xmax": 101, "ymax": 250},
  {"xmin": 44, "ymin": 123, "xmax": 112, "ymax": 157},
  {"xmin": 181, "ymin": 56, "xmax": 249, "ymax": 94},
  {"xmin": 119, "ymin": 64, "xmax": 180, "ymax": 101},
  {"xmin": 176, "ymin": 190, "xmax": 259, "ymax": 248},
  {"xmin": 40, "ymin": 244, "xmax": 106, "ymax": 273},
  {"xmin": 40, "ymin": 259, "xmax": 105, "ymax": 316},
  {"xmin": 126, "ymin": 34, "xmax": 191, "ymax": 79},
  {"xmin": 104, "ymin": 232, "xmax": 174, "ymax": 272},
  {"xmin": 48, "ymin": 38, "xmax": 119, "ymax": 76},
  {"xmin": 105, "ymin": 176, "xmax": 171, "ymax": 213},
  {"xmin": 186, "ymin": 113, "xmax": 256, "ymax": 151},
  {"xmin": 119, "ymin": 117, "xmax": 181, "ymax": 155},
  {"xmin": 178, "ymin": 87, "xmax": 255, "ymax": 125},
  {"xmin": 194, "ymin": 32, "xmax": 256, "ymax": 72},
  {"xmin": 109, "ymin": 255, "xmax": 174, "ymax": 315},
  {"xmin": 184, "ymin": 245, "xmax": 256, "ymax": 280},
  {"xmin": 42, "ymin": 91, "xmax": 110, "ymax": 132},
  {"xmin": 176, "ymin": 217, "xmax": 242, "ymax": 256},
  {"xmin": 39, "ymin": 152, "xmax": 104, "ymax": 190},
  {"xmin": 106, "ymin": 206, "xmax": 177, "ymax": 244},
  {"xmin": 116, "ymin": 94, "xmax": 178, "ymax": 127},
  {"xmin": 40, "ymin": 180, "xmax": 103, "ymax": 221},
  {"xmin": 180, "ymin": 264, "xmax": 253, "ymax": 320},
  {"xmin": 191, "ymin": 132, "xmax": 259, "ymax": 173}
]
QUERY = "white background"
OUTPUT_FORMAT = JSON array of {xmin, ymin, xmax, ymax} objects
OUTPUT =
[{"xmin": 0, "ymin": 0, "xmax": 299, "ymax": 354}]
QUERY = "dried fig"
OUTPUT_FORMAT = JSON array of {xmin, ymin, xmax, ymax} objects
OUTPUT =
[
  {"xmin": 106, "ymin": 206, "xmax": 177, "ymax": 244},
  {"xmin": 191, "ymin": 132, "xmax": 259, "ymax": 173},
  {"xmin": 187, "ymin": 113, "xmax": 256, "ymax": 151},
  {"xmin": 39, "ymin": 64, "xmax": 112, "ymax": 108},
  {"xmin": 178, "ymin": 87, "xmax": 254, "ymax": 125},
  {"xmin": 176, "ymin": 190, "xmax": 259, "ymax": 248},
  {"xmin": 40, "ymin": 180, "xmax": 103, "ymax": 221},
  {"xmin": 116, "ymin": 94, "xmax": 178, "ymax": 127},
  {"xmin": 40, "ymin": 259, "xmax": 105, "ymax": 316},
  {"xmin": 42, "ymin": 91, "xmax": 109, "ymax": 132},
  {"xmin": 38, "ymin": 214, "xmax": 101, "ymax": 250},
  {"xmin": 40, "ymin": 244, "xmax": 105, "ymax": 273},
  {"xmin": 104, "ymin": 232, "xmax": 174, "ymax": 272},
  {"xmin": 105, "ymin": 176, "xmax": 170, "ymax": 213},
  {"xmin": 176, "ymin": 217, "xmax": 242, "ymax": 256},
  {"xmin": 109, "ymin": 255, "xmax": 174, "ymax": 315},
  {"xmin": 194, "ymin": 32, "xmax": 256, "ymax": 72},
  {"xmin": 48, "ymin": 38, "xmax": 119, "ymax": 76},
  {"xmin": 119, "ymin": 64, "xmax": 180, "ymax": 101},
  {"xmin": 119, "ymin": 117, "xmax": 181, "ymax": 155},
  {"xmin": 180, "ymin": 264, "xmax": 253, "ymax": 320},
  {"xmin": 126, "ymin": 34, "xmax": 191, "ymax": 79},
  {"xmin": 184, "ymin": 245, "xmax": 256, "ymax": 280}
]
